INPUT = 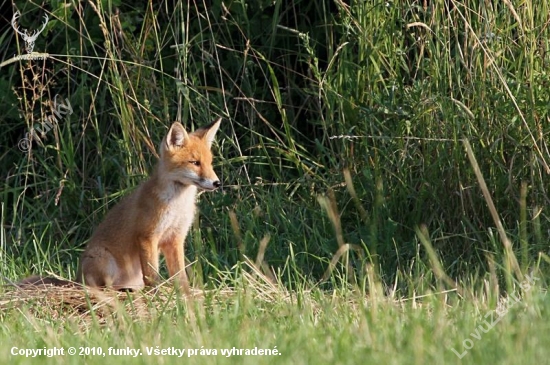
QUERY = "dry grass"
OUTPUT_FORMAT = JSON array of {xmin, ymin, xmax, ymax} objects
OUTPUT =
[
  {"xmin": 2, "ymin": 284, "xmax": 168, "ymax": 328},
  {"xmin": 0, "ymin": 264, "xmax": 320, "ymax": 331}
]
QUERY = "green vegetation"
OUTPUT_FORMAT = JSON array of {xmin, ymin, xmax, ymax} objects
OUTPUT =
[{"xmin": 1, "ymin": 0, "xmax": 549, "ymax": 363}]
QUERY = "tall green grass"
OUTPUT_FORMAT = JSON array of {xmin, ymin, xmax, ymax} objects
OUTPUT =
[
  {"xmin": 2, "ymin": 0, "xmax": 548, "ymax": 291},
  {"xmin": 0, "ymin": 1, "xmax": 549, "ymax": 362}
]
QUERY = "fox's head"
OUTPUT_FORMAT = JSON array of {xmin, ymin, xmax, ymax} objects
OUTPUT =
[{"xmin": 160, "ymin": 118, "xmax": 222, "ymax": 191}]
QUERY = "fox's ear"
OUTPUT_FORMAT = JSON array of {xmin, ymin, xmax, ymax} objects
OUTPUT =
[
  {"xmin": 193, "ymin": 118, "xmax": 222, "ymax": 148},
  {"xmin": 166, "ymin": 122, "xmax": 189, "ymax": 149}
]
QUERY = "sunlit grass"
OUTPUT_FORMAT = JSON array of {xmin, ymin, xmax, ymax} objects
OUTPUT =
[{"xmin": 1, "ymin": 0, "xmax": 549, "ymax": 363}]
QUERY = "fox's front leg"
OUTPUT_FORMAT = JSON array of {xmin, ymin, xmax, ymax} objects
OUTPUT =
[
  {"xmin": 160, "ymin": 235, "xmax": 190, "ymax": 294},
  {"xmin": 138, "ymin": 238, "xmax": 160, "ymax": 286}
]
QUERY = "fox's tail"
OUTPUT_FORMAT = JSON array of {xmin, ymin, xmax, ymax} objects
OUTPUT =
[{"xmin": 15, "ymin": 275, "xmax": 78, "ymax": 288}]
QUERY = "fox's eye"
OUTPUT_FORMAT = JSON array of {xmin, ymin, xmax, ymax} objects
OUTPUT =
[{"xmin": 190, "ymin": 161, "xmax": 201, "ymax": 166}]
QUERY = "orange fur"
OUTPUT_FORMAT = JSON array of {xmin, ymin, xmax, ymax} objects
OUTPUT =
[{"xmin": 70, "ymin": 119, "xmax": 222, "ymax": 292}]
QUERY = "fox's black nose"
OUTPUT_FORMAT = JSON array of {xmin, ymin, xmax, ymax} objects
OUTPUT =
[{"xmin": 213, "ymin": 180, "xmax": 221, "ymax": 189}]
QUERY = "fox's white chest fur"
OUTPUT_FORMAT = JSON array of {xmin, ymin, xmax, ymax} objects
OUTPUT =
[{"xmin": 155, "ymin": 184, "xmax": 198, "ymax": 240}]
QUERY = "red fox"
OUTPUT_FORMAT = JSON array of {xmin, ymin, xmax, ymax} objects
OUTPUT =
[{"xmin": 19, "ymin": 119, "xmax": 222, "ymax": 292}]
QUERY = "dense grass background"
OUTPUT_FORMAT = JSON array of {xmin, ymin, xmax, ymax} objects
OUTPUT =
[{"xmin": 1, "ymin": 0, "xmax": 550, "ymax": 363}]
